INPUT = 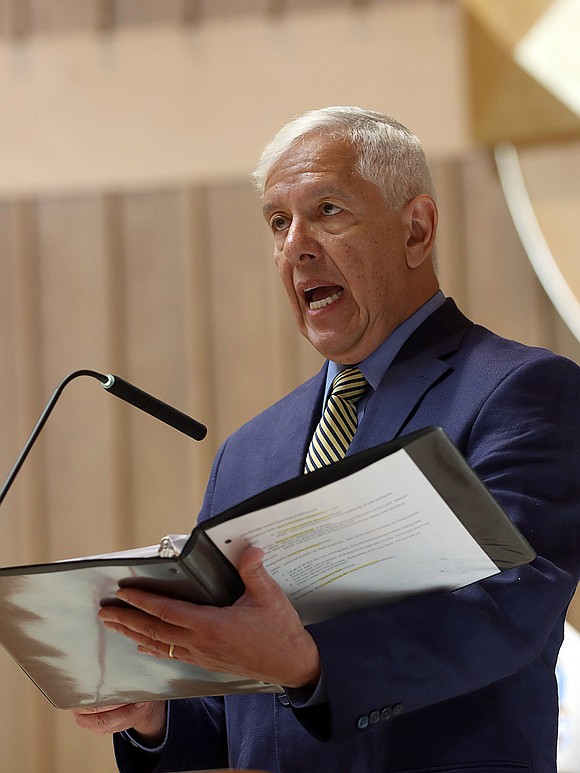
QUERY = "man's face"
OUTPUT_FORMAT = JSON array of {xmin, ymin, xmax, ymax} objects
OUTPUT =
[{"xmin": 262, "ymin": 133, "xmax": 419, "ymax": 364}]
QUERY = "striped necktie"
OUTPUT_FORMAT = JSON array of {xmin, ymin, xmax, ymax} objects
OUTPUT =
[{"xmin": 304, "ymin": 367, "xmax": 370, "ymax": 473}]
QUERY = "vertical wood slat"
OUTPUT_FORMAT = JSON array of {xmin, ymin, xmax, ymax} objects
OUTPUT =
[
  {"xmin": 32, "ymin": 195, "xmax": 116, "ymax": 562},
  {"xmin": 460, "ymin": 151, "xmax": 555, "ymax": 350},
  {"xmin": 0, "ymin": 200, "xmax": 54, "ymax": 773},
  {"xmin": 119, "ymin": 188, "xmax": 202, "ymax": 540},
  {"xmin": 430, "ymin": 158, "xmax": 470, "ymax": 305},
  {"xmin": 181, "ymin": 186, "xmax": 217, "ymax": 513},
  {"xmin": 0, "ymin": 204, "xmax": 18, "ymax": 534},
  {"xmin": 0, "ymin": 199, "xmax": 60, "ymax": 773},
  {"xmin": 205, "ymin": 182, "xmax": 289, "ymax": 441},
  {"xmin": 27, "ymin": 190, "xmax": 119, "ymax": 773},
  {"xmin": 102, "ymin": 192, "xmax": 134, "ymax": 549},
  {"xmin": 5, "ymin": 200, "xmax": 50, "ymax": 565}
]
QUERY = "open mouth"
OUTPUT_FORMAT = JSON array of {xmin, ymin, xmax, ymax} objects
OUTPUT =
[{"xmin": 304, "ymin": 285, "xmax": 344, "ymax": 310}]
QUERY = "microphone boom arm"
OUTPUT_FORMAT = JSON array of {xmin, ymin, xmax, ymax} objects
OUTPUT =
[{"xmin": 0, "ymin": 369, "xmax": 207, "ymax": 507}]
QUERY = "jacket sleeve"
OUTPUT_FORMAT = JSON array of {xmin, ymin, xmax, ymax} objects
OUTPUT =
[
  {"xmin": 299, "ymin": 354, "xmax": 580, "ymax": 741},
  {"xmin": 113, "ymin": 697, "xmax": 228, "ymax": 772}
]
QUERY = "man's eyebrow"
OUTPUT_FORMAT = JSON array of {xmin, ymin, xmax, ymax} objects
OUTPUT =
[
  {"xmin": 262, "ymin": 202, "xmax": 280, "ymax": 216},
  {"xmin": 262, "ymin": 186, "xmax": 352, "ymax": 215}
]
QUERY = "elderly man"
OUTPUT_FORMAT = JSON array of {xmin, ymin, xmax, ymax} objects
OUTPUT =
[{"xmin": 74, "ymin": 107, "xmax": 580, "ymax": 773}]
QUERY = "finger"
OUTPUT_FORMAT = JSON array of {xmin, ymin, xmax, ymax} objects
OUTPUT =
[
  {"xmin": 99, "ymin": 607, "xmax": 181, "ymax": 652},
  {"xmin": 237, "ymin": 546, "xmax": 281, "ymax": 606},
  {"xmin": 238, "ymin": 545, "xmax": 264, "ymax": 573},
  {"xmin": 102, "ymin": 617, "xmax": 182, "ymax": 661},
  {"xmin": 73, "ymin": 703, "xmax": 133, "ymax": 715},
  {"xmin": 137, "ymin": 641, "xmax": 185, "ymax": 661},
  {"xmin": 72, "ymin": 703, "xmax": 147, "ymax": 735},
  {"xmin": 99, "ymin": 605, "xmax": 168, "ymax": 637},
  {"xmin": 110, "ymin": 588, "xmax": 202, "ymax": 628}
]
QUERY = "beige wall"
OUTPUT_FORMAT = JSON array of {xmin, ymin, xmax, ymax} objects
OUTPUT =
[
  {"xmin": 0, "ymin": 0, "xmax": 469, "ymax": 195},
  {"xmin": 0, "ymin": 2, "xmax": 578, "ymax": 772}
]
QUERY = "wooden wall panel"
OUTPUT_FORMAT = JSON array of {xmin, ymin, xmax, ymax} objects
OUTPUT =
[
  {"xmin": 433, "ymin": 150, "xmax": 580, "ymax": 363},
  {"xmin": 0, "ymin": 201, "xmax": 49, "ymax": 773},
  {"xmin": 181, "ymin": 186, "xmax": 218, "ymax": 515},
  {"xmin": 0, "ymin": 196, "xmax": 121, "ymax": 773},
  {"xmin": 32, "ymin": 196, "xmax": 116, "ymax": 561},
  {"xmin": 431, "ymin": 158, "xmax": 470, "ymax": 303},
  {"xmin": 116, "ymin": 189, "xmax": 207, "ymax": 542},
  {"xmin": 0, "ymin": 201, "xmax": 49, "ymax": 567},
  {"xmin": 0, "ymin": 203, "xmax": 28, "ymax": 560},
  {"xmin": 460, "ymin": 152, "xmax": 555, "ymax": 349},
  {"xmin": 0, "ymin": 157, "xmax": 578, "ymax": 772},
  {"xmin": 206, "ymin": 182, "xmax": 284, "ymax": 441}
]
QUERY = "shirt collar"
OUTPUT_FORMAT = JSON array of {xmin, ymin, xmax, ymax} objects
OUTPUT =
[{"xmin": 326, "ymin": 290, "xmax": 446, "ymax": 396}]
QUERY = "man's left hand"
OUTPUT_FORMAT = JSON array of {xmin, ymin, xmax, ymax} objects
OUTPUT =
[{"xmin": 98, "ymin": 546, "xmax": 321, "ymax": 689}]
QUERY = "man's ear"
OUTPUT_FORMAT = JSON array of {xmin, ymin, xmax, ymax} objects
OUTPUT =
[{"xmin": 402, "ymin": 195, "xmax": 438, "ymax": 268}]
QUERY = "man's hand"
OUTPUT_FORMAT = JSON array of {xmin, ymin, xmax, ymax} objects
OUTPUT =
[
  {"xmin": 98, "ymin": 546, "xmax": 321, "ymax": 688},
  {"xmin": 72, "ymin": 701, "xmax": 166, "ymax": 743}
]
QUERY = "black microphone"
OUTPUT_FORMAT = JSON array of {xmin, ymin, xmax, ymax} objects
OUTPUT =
[
  {"xmin": 99, "ymin": 373, "xmax": 207, "ymax": 441},
  {"xmin": 0, "ymin": 369, "xmax": 207, "ymax": 507}
]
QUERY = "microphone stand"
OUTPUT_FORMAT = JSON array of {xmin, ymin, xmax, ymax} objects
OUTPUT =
[{"xmin": 0, "ymin": 369, "xmax": 207, "ymax": 507}]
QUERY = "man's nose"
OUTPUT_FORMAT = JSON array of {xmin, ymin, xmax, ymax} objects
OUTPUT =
[{"xmin": 283, "ymin": 218, "xmax": 319, "ymax": 263}]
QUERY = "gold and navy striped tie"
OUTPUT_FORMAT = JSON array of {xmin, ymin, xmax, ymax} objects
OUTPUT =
[{"xmin": 304, "ymin": 367, "xmax": 369, "ymax": 473}]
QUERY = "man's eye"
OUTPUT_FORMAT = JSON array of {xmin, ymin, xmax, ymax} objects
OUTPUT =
[
  {"xmin": 270, "ymin": 215, "xmax": 289, "ymax": 231},
  {"xmin": 321, "ymin": 202, "xmax": 341, "ymax": 216}
]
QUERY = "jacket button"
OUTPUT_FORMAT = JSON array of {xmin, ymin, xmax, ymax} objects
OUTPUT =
[
  {"xmin": 391, "ymin": 703, "xmax": 403, "ymax": 716},
  {"xmin": 277, "ymin": 693, "xmax": 290, "ymax": 707},
  {"xmin": 380, "ymin": 706, "xmax": 392, "ymax": 720},
  {"xmin": 357, "ymin": 714, "xmax": 369, "ymax": 730},
  {"xmin": 369, "ymin": 710, "xmax": 381, "ymax": 724}
]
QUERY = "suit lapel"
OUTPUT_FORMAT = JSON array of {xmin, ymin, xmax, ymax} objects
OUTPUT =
[
  {"xmin": 349, "ymin": 354, "xmax": 451, "ymax": 452},
  {"xmin": 349, "ymin": 299, "xmax": 473, "ymax": 453},
  {"xmin": 267, "ymin": 366, "xmax": 327, "ymax": 485},
  {"xmin": 263, "ymin": 299, "xmax": 473, "ymax": 477}
]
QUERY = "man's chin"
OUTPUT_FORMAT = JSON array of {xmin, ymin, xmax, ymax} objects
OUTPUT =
[{"xmin": 304, "ymin": 330, "xmax": 361, "ymax": 364}]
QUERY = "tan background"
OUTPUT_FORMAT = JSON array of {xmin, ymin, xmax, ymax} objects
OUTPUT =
[{"xmin": 0, "ymin": 1, "xmax": 578, "ymax": 771}]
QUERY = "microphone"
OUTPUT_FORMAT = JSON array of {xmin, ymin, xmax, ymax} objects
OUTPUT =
[
  {"xmin": 99, "ymin": 374, "xmax": 207, "ymax": 441},
  {"xmin": 0, "ymin": 369, "xmax": 207, "ymax": 507}
]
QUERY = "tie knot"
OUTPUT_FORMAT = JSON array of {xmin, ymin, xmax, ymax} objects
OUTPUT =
[{"xmin": 331, "ymin": 367, "xmax": 369, "ymax": 403}]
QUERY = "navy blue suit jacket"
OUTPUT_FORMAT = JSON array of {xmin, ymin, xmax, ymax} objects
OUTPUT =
[{"xmin": 116, "ymin": 300, "xmax": 580, "ymax": 773}]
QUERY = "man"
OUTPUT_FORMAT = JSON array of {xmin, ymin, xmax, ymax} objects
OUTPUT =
[{"xmin": 74, "ymin": 107, "xmax": 580, "ymax": 772}]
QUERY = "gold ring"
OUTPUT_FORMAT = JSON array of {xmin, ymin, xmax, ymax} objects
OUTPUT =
[{"xmin": 168, "ymin": 643, "xmax": 175, "ymax": 659}]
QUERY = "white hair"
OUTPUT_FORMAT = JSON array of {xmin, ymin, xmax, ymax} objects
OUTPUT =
[{"xmin": 251, "ymin": 106, "xmax": 435, "ymax": 208}]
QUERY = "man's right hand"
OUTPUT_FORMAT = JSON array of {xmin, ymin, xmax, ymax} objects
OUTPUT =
[{"xmin": 72, "ymin": 700, "xmax": 167, "ymax": 745}]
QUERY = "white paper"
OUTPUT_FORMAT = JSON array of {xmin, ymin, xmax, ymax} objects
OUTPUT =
[{"xmin": 205, "ymin": 449, "xmax": 499, "ymax": 624}]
